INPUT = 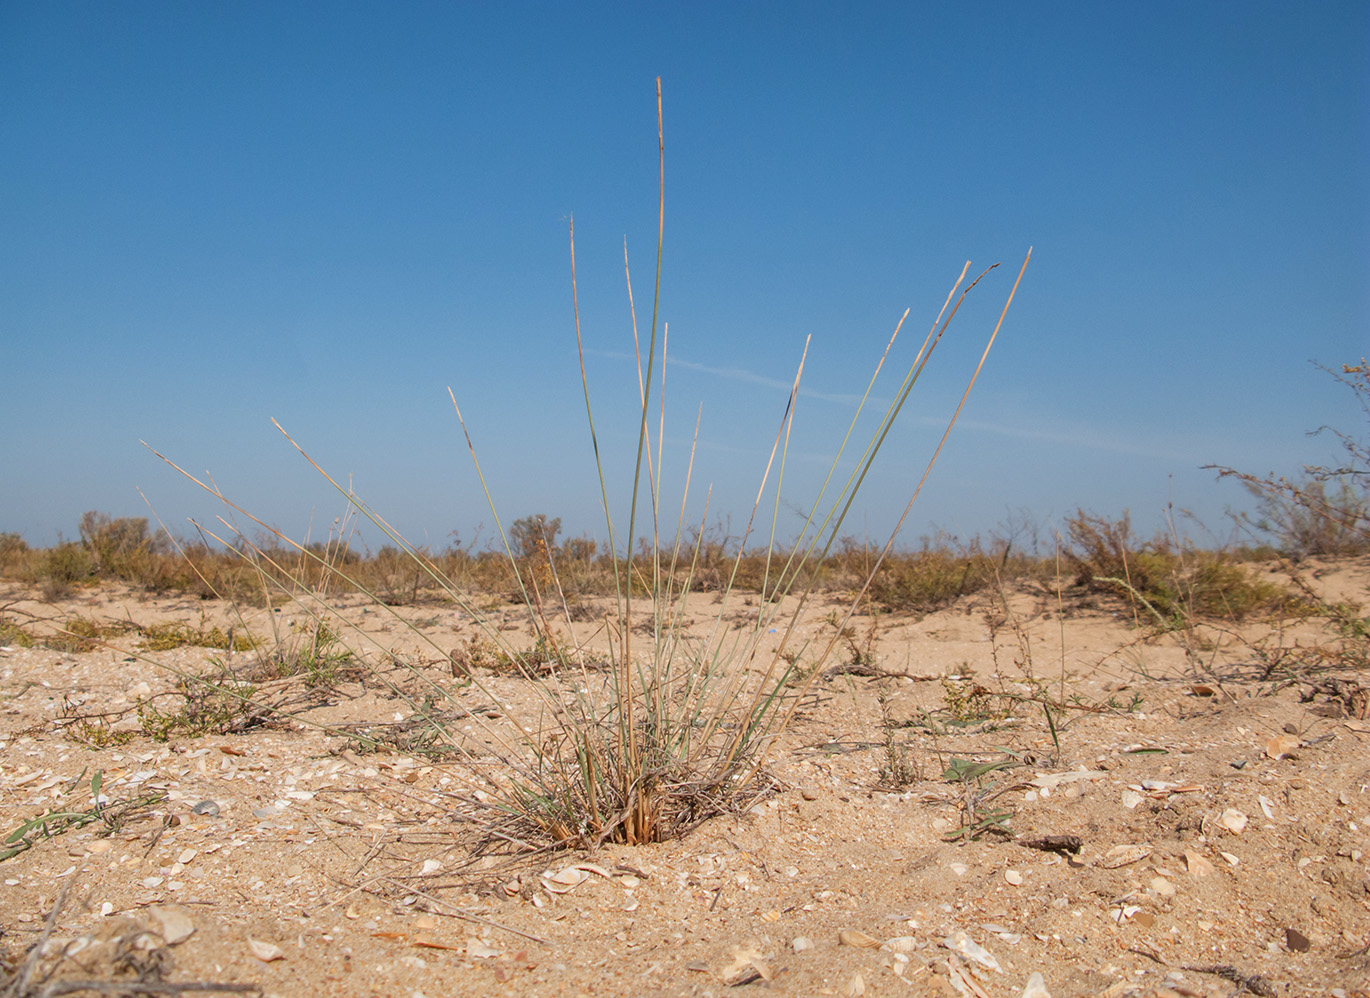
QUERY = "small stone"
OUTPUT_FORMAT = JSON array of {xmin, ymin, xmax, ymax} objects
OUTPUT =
[
  {"xmin": 148, "ymin": 906, "xmax": 195, "ymax": 945},
  {"xmin": 1285, "ymin": 927, "xmax": 1311, "ymax": 952}
]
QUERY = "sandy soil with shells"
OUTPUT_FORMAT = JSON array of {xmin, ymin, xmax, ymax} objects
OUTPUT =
[{"xmin": 1, "ymin": 559, "xmax": 1367, "ymax": 998}]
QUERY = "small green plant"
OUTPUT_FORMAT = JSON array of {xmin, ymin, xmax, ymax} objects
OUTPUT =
[
  {"xmin": 43, "ymin": 617, "xmax": 134, "ymax": 654},
  {"xmin": 941, "ymin": 755, "xmax": 1023, "ymax": 842},
  {"xmin": 139, "ymin": 619, "xmax": 256, "ymax": 652},
  {"xmin": 0, "ymin": 613, "xmax": 34, "ymax": 647},
  {"xmin": 250, "ymin": 621, "xmax": 356, "ymax": 687},
  {"xmin": 135, "ymin": 675, "xmax": 266, "ymax": 741},
  {"xmin": 1, "ymin": 771, "xmax": 165, "ymax": 862},
  {"xmin": 874, "ymin": 684, "xmax": 920, "ymax": 789},
  {"xmin": 939, "ymin": 676, "xmax": 1015, "ymax": 724}
]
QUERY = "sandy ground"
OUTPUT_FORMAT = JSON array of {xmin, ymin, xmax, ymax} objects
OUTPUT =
[{"xmin": 0, "ymin": 559, "xmax": 1367, "ymax": 998}]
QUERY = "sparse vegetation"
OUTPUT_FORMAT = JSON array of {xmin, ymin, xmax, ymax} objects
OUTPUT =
[
  {"xmin": 138, "ymin": 619, "xmax": 256, "ymax": 653},
  {"xmin": 1063, "ymin": 509, "xmax": 1289, "ymax": 625},
  {"xmin": 1210, "ymin": 360, "xmax": 1370, "ymax": 558},
  {"xmin": 1, "ymin": 771, "xmax": 165, "ymax": 862},
  {"xmin": 115, "ymin": 84, "xmax": 1032, "ymax": 853}
]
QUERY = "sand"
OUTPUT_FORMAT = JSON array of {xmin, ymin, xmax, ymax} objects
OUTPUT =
[{"xmin": 0, "ymin": 559, "xmax": 1367, "ymax": 997}]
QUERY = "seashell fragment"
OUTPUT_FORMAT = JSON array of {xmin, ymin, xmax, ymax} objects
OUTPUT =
[
  {"xmin": 1004, "ymin": 869, "xmax": 1024, "ymax": 885},
  {"xmin": 1149, "ymin": 876, "xmax": 1176, "ymax": 897},
  {"xmin": 882, "ymin": 936, "xmax": 919, "ymax": 953},
  {"xmin": 1097, "ymin": 844, "xmax": 1152, "ymax": 868},
  {"xmin": 1218, "ymin": 808, "xmax": 1248, "ymax": 835},
  {"xmin": 837, "ymin": 928, "xmax": 881, "ymax": 948},
  {"xmin": 1265, "ymin": 734, "xmax": 1299, "ymax": 760},
  {"xmin": 716, "ymin": 943, "xmax": 770, "ymax": 983},
  {"xmin": 540, "ymin": 867, "xmax": 590, "ymax": 892},
  {"xmin": 247, "ymin": 938, "xmax": 284, "ymax": 962},
  {"xmin": 1019, "ymin": 972, "xmax": 1052, "ymax": 998},
  {"xmin": 1185, "ymin": 850, "xmax": 1216, "ymax": 878},
  {"xmin": 942, "ymin": 929, "xmax": 1002, "ymax": 972},
  {"xmin": 791, "ymin": 936, "xmax": 814, "ymax": 952},
  {"xmin": 571, "ymin": 863, "xmax": 612, "ymax": 879}
]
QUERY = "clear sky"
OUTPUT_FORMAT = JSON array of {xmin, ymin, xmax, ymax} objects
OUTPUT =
[{"xmin": 2, "ymin": 2, "xmax": 1366, "ymax": 555}]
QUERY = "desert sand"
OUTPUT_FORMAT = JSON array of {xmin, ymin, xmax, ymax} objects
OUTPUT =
[{"xmin": 1, "ymin": 559, "xmax": 1367, "ymax": 998}]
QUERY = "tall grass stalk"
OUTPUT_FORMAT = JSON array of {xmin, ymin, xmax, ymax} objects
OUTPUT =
[{"xmin": 147, "ymin": 79, "xmax": 1030, "ymax": 851}]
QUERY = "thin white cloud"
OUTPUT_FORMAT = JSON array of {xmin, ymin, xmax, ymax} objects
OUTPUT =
[
  {"xmin": 949, "ymin": 416, "xmax": 1214, "ymax": 464},
  {"xmin": 665, "ymin": 356, "xmax": 869, "ymax": 406},
  {"xmin": 593, "ymin": 348, "xmax": 1235, "ymax": 466}
]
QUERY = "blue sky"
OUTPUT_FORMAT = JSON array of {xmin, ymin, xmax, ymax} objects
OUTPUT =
[{"xmin": 2, "ymin": 2, "xmax": 1366, "ymax": 555}]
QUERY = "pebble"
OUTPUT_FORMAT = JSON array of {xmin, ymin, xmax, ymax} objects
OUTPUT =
[{"xmin": 148, "ymin": 906, "xmax": 195, "ymax": 945}]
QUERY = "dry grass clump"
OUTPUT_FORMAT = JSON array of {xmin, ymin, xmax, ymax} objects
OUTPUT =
[
  {"xmin": 1063, "ymin": 509, "xmax": 1288, "ymax": 624},
  {"xmin": 1211, "ymin": 360, "xmax": 1370, "ymax": 559},
  {"xmin": 134, "ymin": 81, "xmax": 1031, "ymax": 852}
]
